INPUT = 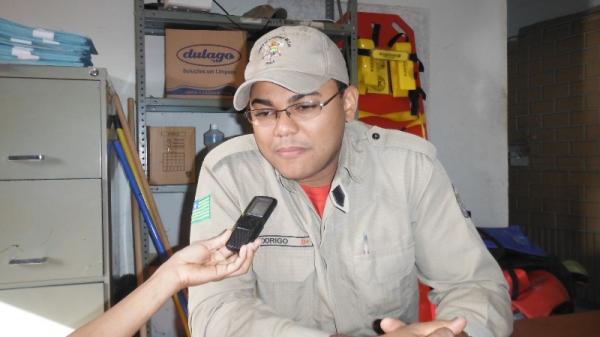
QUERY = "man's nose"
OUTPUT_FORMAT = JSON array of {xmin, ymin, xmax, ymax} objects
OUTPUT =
[{"xmin": 273, "ymin": 109, "xmax": 299, "ymax": 137}]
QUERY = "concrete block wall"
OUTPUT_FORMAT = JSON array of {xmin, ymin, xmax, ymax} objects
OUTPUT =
[{"xmin": 508, "ymin": 7, "xmax": 600, "ymax": 306}]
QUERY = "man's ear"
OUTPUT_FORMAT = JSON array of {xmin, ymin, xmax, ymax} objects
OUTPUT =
[{"xmin": 342, "ymin": 85, "xmax": 359, "ymax": 122}]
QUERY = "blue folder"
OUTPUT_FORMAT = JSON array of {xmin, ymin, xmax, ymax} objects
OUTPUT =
[{"xmin": 0, "ymin": 17, "xmax": 97, "ymax": 53}]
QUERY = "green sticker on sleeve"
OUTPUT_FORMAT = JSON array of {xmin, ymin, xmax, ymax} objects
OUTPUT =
[{"xmin": 191, "ymin": 195, "xmax": 211, "ymax": 224}]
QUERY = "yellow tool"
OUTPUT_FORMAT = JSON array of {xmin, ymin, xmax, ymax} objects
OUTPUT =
[
  {"xmin": 392, "ymin": 42, "xmax": 416, "ymax": 96},
  {"xmin": 370, "ymin": 42, "xmax": 416, "ymax": 97},
  {"xmin": 371, "ymin": 48, "xmax": 410, "ymax": 61},
  {"xmin": 357, "ymin": 38, "xmax": 390, "ymax": 95},
  {"xmin": 358, "ymin": 38, "xmax": 378, "ymax": 95}
]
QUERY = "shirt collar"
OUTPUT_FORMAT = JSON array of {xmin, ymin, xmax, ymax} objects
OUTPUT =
[
  {"xmin": 337, "ymin": 121, "xmax": 367, "ymax": 184},
  {"xmin": 274, "ymin": 121, "xmax": 368, "ymax": 193}
]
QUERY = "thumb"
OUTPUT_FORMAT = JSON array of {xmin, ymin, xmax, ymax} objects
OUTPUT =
[
  {"xmin": 379, "ymin": 317, "xmax": 407, "ymax": 333},
  {"xmin": 447, "ymin": 317, "xmax": 467, "ymax": 335}
]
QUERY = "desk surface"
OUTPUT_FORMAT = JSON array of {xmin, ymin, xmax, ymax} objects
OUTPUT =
[{"xmin": 511, "ymin": 311, "xmax": 600, "ymax": 337}]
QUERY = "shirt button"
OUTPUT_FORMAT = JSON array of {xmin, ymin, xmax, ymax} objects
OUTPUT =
[{"xmin": 372, "ymin": 133, "xmax": 380, "ymax": 140}]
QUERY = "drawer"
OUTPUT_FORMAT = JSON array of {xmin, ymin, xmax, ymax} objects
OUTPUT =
[
  {"xmin": 0, "ymin": 77, "xmax": 102, "ymax": 180},
  {"xmin": 0, "ymin": 180, "xmax": 103, "ymax": 286},
  {"xmin": 0, "ymin": 283, "xmax": 104, "ymax": 336}
]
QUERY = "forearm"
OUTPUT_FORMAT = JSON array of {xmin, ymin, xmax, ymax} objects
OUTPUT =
[
  {"xmin": 69, "ymin": 267, "xmax": 179, "ymax": 337},
  {"xmin": 412, "ymin": 159, "xmax": 513, "ymax": 337},
  {"xmin": 433, "ymin": 284, "xmax": 512, "ymax": 337},
  {"xmin": 192, "ymin": 305, "xmax": 330, "ymax": 337},
  {"xmin": 330, "ymin": 329, "xmax": 470, "ymax": 337},
  {"xmin": 189, "ymin": 286, "xmax": 329, "ymax": 337}
]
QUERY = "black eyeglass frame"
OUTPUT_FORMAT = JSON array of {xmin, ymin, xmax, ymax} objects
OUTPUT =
[{"xmin": 244, "ymin": 88, "xmax": 344, "ymax": 125}]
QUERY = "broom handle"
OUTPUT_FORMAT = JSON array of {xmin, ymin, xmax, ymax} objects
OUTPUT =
[
  {"xmin": 112, "ymin": 93, "xmax": 173, "ymax": 256},
  {"xmin": 112, "ymin": 139, "xmax": 190, "ymax": 335},
  {"xmin": 127, "ymin": 98, "xmax": 148, "ymax": 337}
]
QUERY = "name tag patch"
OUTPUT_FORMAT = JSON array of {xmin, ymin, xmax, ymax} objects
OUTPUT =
[{"xmin": 260, "ymin": 235, "xmax": 313, "ymax": 247}]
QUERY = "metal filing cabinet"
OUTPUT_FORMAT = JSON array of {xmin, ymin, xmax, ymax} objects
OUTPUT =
[{"xmin": 0, "ymin": 65, "xmax": 112, "ymax": 335}]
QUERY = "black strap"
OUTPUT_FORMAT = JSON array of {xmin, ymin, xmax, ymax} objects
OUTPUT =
[
  {"xmin": 506, "ymin": 268, "xmax": 520, "ymax": 300},
  {"xmin": 386, "ymin": 32, "xmax": 425, "ymax": 73},
  {"xmin": 408, "ymin": 90, "xmax": 419, "ymax": 116},
  {"xmin": 357, "ymin": 49, "xmax": 370, "ymax": 56},
  {"xmin": 357, "ymin": 48, "xmax": 371, "ymax": 56},
  {"xmin": 408, "ymin": 87, "xmax": 427, "ymax": 116},
  {"xmin": 371, "ymin": 23, "xmax": 381, "ymax": 47},
  {"xmin": 409, "ymin": 53, "xmax": 425, "ymax": 72},
  {"xmin": 387, "ymin": 32, "xmax": 406, "ymax": 48}
]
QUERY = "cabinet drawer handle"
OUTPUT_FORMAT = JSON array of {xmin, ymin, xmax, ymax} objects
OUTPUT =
[
  {"xmin": 9, "ymin": 257, "xmax": 48, "ymax": 265},
  {"xmin": 8, "ymin": 154, "xmax": 45, "ymax": 161}
]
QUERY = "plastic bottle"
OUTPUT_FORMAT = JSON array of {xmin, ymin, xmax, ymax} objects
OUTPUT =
[{"xmin": 203, "ymin": 124, "xmax": 225, "ymax": 147}]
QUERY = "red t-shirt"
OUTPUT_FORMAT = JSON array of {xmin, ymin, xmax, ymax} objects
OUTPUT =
[{"xmin": 300, "ymin": 184, "xmax": 331, "ymax": 218}]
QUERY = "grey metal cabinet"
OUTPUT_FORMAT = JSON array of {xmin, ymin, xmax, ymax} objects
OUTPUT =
[{"xmin": 0, "ymin": 65, "xmax": 112, "ymax": 335}]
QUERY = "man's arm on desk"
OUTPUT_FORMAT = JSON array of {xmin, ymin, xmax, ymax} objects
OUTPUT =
[
  {"xmin": 409, "ymin": 159, "xmax": 513, "ymax": 337},
  {"xmin": 330, "ymin": 317, "xmax": 468, "ymax": 337}
]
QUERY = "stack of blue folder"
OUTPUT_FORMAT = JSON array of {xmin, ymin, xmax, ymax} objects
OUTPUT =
[{"xmin": 0, "ymin": 17, "xmax": 97, "ymax": 67}]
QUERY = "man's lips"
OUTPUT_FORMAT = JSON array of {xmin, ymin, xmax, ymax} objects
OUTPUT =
[{"xmin": 275, "ymin": 146, "xmax": 307, "ymax": 158}]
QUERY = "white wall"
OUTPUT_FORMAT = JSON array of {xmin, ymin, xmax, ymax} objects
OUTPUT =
[
  {"xmin": 3, "ymin": 0, "xmax": 135, "ymax": 98},
  {"xmin": 358, "ymin": 0, "xmax": 508, "ymax": 228}
]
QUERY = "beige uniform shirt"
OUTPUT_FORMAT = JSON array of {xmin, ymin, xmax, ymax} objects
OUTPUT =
[{"xmin": 188, "ymin": 121, "xmax": 513, "ymax": 337}]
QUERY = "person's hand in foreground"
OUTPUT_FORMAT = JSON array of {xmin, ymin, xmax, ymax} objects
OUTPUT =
[
  {"xmin": 379, "ymin": 316, "xmax": 467, "ymax": 337},
  {"xmin": 69, "ymin": 229, "xmax": 260, "ymax": 337},
  {"xmin": 160, "ymin": 229, "xmax": 259, "ymax": 292}
]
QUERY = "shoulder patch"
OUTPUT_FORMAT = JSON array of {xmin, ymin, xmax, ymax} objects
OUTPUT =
[
  {"xmin": 366, "ymin": 125, "xmax": 437, "ymax": 159},
  {"xmin": 191, "ymin": 194, "xmax": 211, "ymax": 224}
]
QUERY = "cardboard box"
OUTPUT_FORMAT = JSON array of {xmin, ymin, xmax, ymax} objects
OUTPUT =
[
  {"xmin": 148, "ymin": 127, "xmax": 196, "ymax": 185},
  {"xmin": 165, "ymin": 29, "xmax": 247, "ymax": 99},
  {"xmin": 164, "ymin": 0, "xmax": 211, "ymax": 11}
]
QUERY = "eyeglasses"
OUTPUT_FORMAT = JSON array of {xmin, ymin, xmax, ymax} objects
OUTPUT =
[{"xmin": 245, "ymin": 89, "xmax": 343, "ymax": 126}]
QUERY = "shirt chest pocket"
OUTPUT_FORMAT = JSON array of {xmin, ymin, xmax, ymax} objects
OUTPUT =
[
  {"xmin": 352, "ymin": 243, "xmax": 418, "ymax": 318},
  {"xmin": 253, "ymin": 247, "xmax": 317, "ymax": 321}
]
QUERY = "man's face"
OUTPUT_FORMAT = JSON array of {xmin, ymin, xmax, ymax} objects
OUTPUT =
[{"xmin": 248, "ymin": 80, "xmax": 357, "ymax": 187}]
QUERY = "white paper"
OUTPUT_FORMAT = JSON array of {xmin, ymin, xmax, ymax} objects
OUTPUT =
[
  {"xmin": 10, "ymin": 37, "xmax": 32, "ymax": 45},
  {"xmin": 33, "ymin": 28, "xmax": 55, "ymax": 41}
]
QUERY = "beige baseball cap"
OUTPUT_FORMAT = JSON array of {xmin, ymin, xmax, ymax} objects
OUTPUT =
[{"xmin": 233, "ymin": 25, "xmax": 349, "ymax": 111}]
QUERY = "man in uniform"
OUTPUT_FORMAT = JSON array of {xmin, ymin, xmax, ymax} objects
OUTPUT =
[{"xmin": 188, "ymin": 25, "xmax": 512, "ymax": 337}]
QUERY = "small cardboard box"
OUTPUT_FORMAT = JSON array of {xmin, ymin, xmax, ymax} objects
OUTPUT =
[
  {"xmin": 164, "ymin": 0, "xmax": 211, "ymax": 11},
  {"xmin": 165, "ymin": 29, "xmax": 247, "ymax": 99},
  {"xmin": 148, "ymin": 127, "xmax": 196, "ymax": 185}
]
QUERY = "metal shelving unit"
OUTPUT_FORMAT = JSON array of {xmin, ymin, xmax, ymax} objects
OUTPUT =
[
  {"xmin": 135, "ymin": 1, "xmax": 357, "ymax": 174},
  {"xmin": 145, "ymin": 97, "xmax": 233, "ymax": 113},
  {"xmin": 142, "ymin": 7, "xmax": 355, "ymax": 36},
  {"xmin": 150, "ymin": 184, "xmax": 192, "ymax": 193},
  {"xmin": 132, "ymin": 2, "xmax": 357, "ymax": 335}
]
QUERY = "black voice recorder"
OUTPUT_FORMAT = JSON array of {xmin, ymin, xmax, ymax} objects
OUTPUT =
[{"xmin": 225, "ymin": 196, "xmax": 277, "ymax": 252}]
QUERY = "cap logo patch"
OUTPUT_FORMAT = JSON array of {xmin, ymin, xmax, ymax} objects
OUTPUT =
[{"xmin": 259, "ymin": 36, "xmax": 291, "ymax": 64}]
